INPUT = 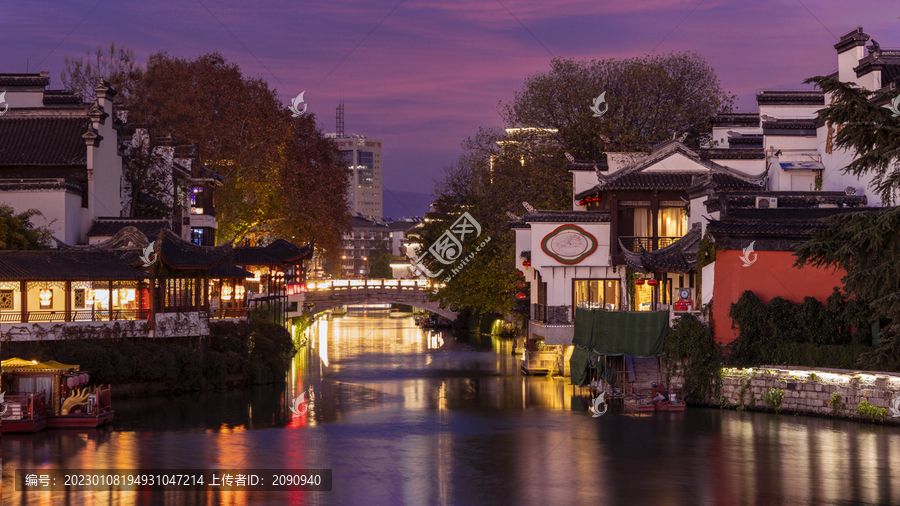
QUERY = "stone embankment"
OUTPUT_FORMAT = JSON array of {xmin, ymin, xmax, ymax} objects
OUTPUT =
[{"xmin": 713, "ymin": 366, "xmax": 900, "ymax": 424}]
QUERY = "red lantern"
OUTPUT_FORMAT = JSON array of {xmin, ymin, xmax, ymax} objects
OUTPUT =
[
  {"xmin": 635, "ymin": 279, "xmax": 645, "ymax": 285},
  {"xmin": 517, "ymin": 271, "xmax": 525, "ymax": 276},
  {"xmin": 647, "ymin": 279, "xmax": 658, "ymax": 286},
  {"xmin": 299, "ymin": 283, "xmax": 308, "ymax": 293},
  {"xmin": 515, "ymin": 292, "xmax": 527, "ymax": 300},
  {"xmin": 516, "ymin": 281, "xmax": 526, "ymax": 289},
  {"xmin": 523, "ymin": 260, "xmax": 532, "ymax": 267}
]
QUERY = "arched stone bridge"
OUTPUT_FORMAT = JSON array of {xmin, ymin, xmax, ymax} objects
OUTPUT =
[{"xmin": 294, "ymin": 279, "xmax": 457, "ymax": 319}]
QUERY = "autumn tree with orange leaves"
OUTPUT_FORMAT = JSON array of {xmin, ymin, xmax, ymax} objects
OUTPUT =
[{"xmin": 63, "ymin": 48, "xmax": 350, "ymax": 260}]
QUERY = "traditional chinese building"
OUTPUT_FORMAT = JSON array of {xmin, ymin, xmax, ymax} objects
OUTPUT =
[
  {"xmin": 512, "ymin": 25, "xmax": 895, "ymax": 381},
  {"xmin": 0, "ymin": 226, "xmax": 312, "ymax": 341}
]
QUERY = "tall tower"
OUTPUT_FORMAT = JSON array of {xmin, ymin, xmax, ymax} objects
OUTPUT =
[
  {"xmin": 335, "ymin": 101, "xmax": 344, "ymax": 138},
  {"xmin": 333, "ymin": 101, "xmax": 382, "ymax": 219},
  {"xmin": 337, "ymin": 136, "xmax": 383, "ymax": 220}
]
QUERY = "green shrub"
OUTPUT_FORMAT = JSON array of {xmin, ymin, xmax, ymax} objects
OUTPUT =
[
  {"xmin": 855, "ymin": 399, "xmax": 887, "ymax": 422},
  {"xmin": 830, "ymin": 391, "xmax": 844, "ymax": 416},
  {"xmin": 665, "ymin": 314, "xmax": 722, "ymax": 404},
  {"xmin": 761, "ymin": 387, "xmax": 785, "ymax": 413},
  {"xmin": 727, "ymin": 289, "xmax": 876, "ymax": 370}
]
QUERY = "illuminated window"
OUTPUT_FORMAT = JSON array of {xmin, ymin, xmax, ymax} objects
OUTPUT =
[
  {"xmin": 74, "ymin": 289, "xmax": 85, "ymax": 308},
  {"xmin": 574, "ymin": 280, "xmax": 620, "ymax": 311}
]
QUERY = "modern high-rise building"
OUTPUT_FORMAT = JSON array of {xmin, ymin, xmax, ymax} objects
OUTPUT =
[{"xmin": 334, "ymin": 136, "xmax": 383, "ymax": 219}]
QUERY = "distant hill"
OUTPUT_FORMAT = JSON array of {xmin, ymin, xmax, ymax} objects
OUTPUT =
[{"xmin": 382, "ymin": 189, "xmax": 433, "ymax": 220}]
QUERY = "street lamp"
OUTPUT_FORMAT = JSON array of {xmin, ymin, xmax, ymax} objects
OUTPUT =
[
  {"xmin": 341, "ymin": 255, "xmax": 347, "ymax": 278},
  {"xmin": 363, "ymin": 256, "xmax": 369, "ymax": 278}
]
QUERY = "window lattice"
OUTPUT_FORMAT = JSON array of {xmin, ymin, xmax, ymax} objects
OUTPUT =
[
  {"xmin": 74, "ymin": 289, "xmax": 85, "ymax": 309},
  {"xmin": 0, "ymin": 290, "xmax": 13, "ymax": 309}
]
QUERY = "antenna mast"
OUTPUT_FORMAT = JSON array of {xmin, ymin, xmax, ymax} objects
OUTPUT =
[{"xmin": 336, "ymin": 95, "xmax": 345, "ymax": 138}]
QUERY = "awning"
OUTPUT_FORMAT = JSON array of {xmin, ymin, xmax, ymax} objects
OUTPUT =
[
  {"xmin": 1, "ymin": 358, "xmax": 79, "ymax": 373},
  {"xmin": 572, "ymin": 309, "xmax": 668, "ymax": 358},
  {"xmin": 779, "ymin": 161, "xmax": 824, "ymax": 170}
]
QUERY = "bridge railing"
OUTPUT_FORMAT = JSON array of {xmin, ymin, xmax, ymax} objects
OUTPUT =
[{"xmin": 305, "ymin": 279, "xmax": 441, "ymax": 296}]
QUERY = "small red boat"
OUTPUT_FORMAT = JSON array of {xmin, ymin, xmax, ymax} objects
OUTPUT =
[
  {"xmin": 1, "ymin": 358, "xmax": 114, "ymax": 433},
  {"xmin": 624, "ymin": 387, "xmax": 656, "ymax": 413}
]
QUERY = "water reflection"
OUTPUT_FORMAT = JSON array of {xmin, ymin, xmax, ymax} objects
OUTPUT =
[{"xmin": 3, "ymin": 315, "xmax": 900, "ymax": 505}]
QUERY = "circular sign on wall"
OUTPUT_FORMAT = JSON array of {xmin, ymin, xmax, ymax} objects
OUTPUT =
[{"xmin": 541, "ymin": 224, "xmax": 598, "ymax": 265}]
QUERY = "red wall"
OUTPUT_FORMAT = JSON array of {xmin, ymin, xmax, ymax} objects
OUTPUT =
[{"xmin": 711, "ymin": 250, "xmax": 845, "ymax": 344}]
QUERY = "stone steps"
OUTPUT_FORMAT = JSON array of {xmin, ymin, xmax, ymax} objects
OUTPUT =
[{"xmin": 630, "ymin": 357, "xmax": 663, "ymax": 391}]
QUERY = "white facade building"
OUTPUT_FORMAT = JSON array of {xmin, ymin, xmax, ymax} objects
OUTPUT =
[
  {"xmin": 335, "ymin": 136, "xmax": 383, "ymax": 219},
  {"xmin": 0, "ymin": 73, "xmax": 124, "ymax": 245}
]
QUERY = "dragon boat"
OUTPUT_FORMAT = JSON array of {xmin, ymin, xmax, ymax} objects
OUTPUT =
[{"xmin": 1, "ymin": 358, "xmax": 114, "ymax": 433}]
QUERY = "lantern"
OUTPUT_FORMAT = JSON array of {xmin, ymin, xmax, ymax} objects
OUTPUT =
[
  {"xmin": 648, "ymin": 279, "xmax": 659, "ymax": 286},
  {"xmin": 517, "ymin": 271, "xmax": 525, "ymax": 276},
  {"xmin": 221, "ymin": 285, "xmax": 233, "ymax": 301},
  {"xmin": 39, "ymin": 289, "xmax": 52, "ymax": 308},
  {"xmin": 235, "ymin": 285, "xmax": 246, "ymax": 299},
  {"xmin": 635, "ymin": 279, "xmax": 645, "ymax": 285},
  {"xmin": 299, "ymin": 283, "xmax": 308, "ymax": 293},
  {"xmin": 523, "ymin": 260, "xmax": 532, "ymax": 267},
  {"xmin": 515, "ymin": 292, "xmax": 528, "ymax": 300},
  {"xmin": 515, "ymin": 281, "xmax": 526, "ymax": 289}
]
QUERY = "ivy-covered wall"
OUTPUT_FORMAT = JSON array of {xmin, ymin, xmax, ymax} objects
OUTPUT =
[
  {"xmin": 713, "ymin": 367, "xmax": 900, "ymax": 424},
  {"xmin": 711, "ymin": 250, "xmax": 846, "ymax": 343}
]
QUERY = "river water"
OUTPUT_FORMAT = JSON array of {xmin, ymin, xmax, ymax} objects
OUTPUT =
[{"xmin": 3, "ymin": 315, "xmax": 900, "ymax": 505}]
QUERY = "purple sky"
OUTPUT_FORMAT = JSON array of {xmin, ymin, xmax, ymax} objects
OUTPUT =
[{"xmin": 2, "ymin": 1, "xmax": 897, "ymax": 196}]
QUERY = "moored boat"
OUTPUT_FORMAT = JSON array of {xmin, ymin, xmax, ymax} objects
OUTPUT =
[{"xmin": 1, "ymin": 358, "xmax": 114, "ymax": 433}]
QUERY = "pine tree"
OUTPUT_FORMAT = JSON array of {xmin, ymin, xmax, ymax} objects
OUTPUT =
[
  {"xmin": 795, "ymin": 76, "xmax": 900, "ymax": 370},
  {"xmin": 804, "ymin": 76, "xmax": 900, "ymax": 205}
]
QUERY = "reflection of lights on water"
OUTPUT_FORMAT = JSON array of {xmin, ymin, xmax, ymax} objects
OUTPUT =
[
  {"xmin": 319, "ymin": 318, "xmax": 329, "ymax": 367},
  {"xmin": 427, "ymin": 331, "xmax": 444, "ymax": 349}
]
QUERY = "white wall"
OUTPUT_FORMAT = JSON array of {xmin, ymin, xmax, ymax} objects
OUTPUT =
[
  {"xmin": 527, "ymin": 221, "xmax": 612, "ymax": 313},
  {"xmin": 1, "ymin": 189, "xmax": 81, "ymax": 245},
  {"xmin": 710, "ymin": 126, "xmax": 761, "ymax": 148},
  {"xmin": 87, "ymin": 93, "xmax": 125, "ymax": 236},
  {"xmin": 2, "ymin": 90, "xmax": 44, "ymax": 108}
]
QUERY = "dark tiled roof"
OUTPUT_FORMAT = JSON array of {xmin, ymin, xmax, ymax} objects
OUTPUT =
[
  {"xmin": 0, "ymin": 178, "xmax": 83, "ymax": 194},
  {"xmin": 706, "ymin": 219, "xmax": 829, "ymax": 236},
  {"xmin": 728, "ymin": 134, "xmax": 763, "ymax": 147},
  {"xmin": 567, "ymin": 160, "xmax": 609, "ymax": 172},
  {"xmin": 233, "ymin": 248, "xmax": 281, "ymax": 266},
  {"xmin": 87, "ymin": 218, "xmax": 170, "ymax": 238},
  {"xmin": 621, "ymin": 225, "xmax": 701, "ymax": 273},
  {"xmin": 263, "ymin": 239, "xmax": 314, "ymax": 263},
  {"xmin": 710, "ymin": 113, "xmax": 760, "ymax": 127},
  {"xmin": 156, "ymin": 229, "xmax": 232, "ymax": 270},
  {"xmin": 600, "ymin": 172, "xmax": 761, "ymax": 191},
  {"xmin": 756, "ymin": 91, "xmax": 824, "ymax": 105},
  {"xmin": 0, "ymin": 73, "xmax": 50, "ymax": 87},
  {"xmin": 834, "ymin": 27, "xmax": 869, "ymax": 54},
  {"xmin": 577, "ymin": 140, "xmax": 768, "ymax": 199},
  {"xmin": 192, "ymin": 165, "xmax": 224, "ymax": 184},
  {"xmin": 209, "ymin": 263, "xmax": 253, "ymax": 279},
  {"xmin": 709, "ymin": 192, "xmax": 868, "ymax": 212},
  {"xmin": 523, "ymin": 210, "xmax": 610, "ymax": 223},
  {"xmin": 56, "ymin": 226, "xmax": 149, "ymax": 267},
  {"xmin": 0, "ymin": 251, "xmax": 146, "ymax": 281},
  {"xmin": 852, "ymin": 50, "xmax": 900, "ymax": 88},
  {"xmin": 697, "ymin": 148, "xmax": 765, "ymax": 160},
  {"xmin": 520, "ymin": 250, "xmax": 531, "ymax": 258},
  {"xmin": 387, "ymin": 220, "xmax": 419, "ymax": 230},
  {"xmin": 762, "ymin": 120, "xmax": 818, "ymax": 130},
  {"xmin": 42, "ymin": 90, "xmax": 84, "ymax": 106},
  {"xmin": 0, "ymin": 117, "xmax": 90, "ymax": 166}
]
